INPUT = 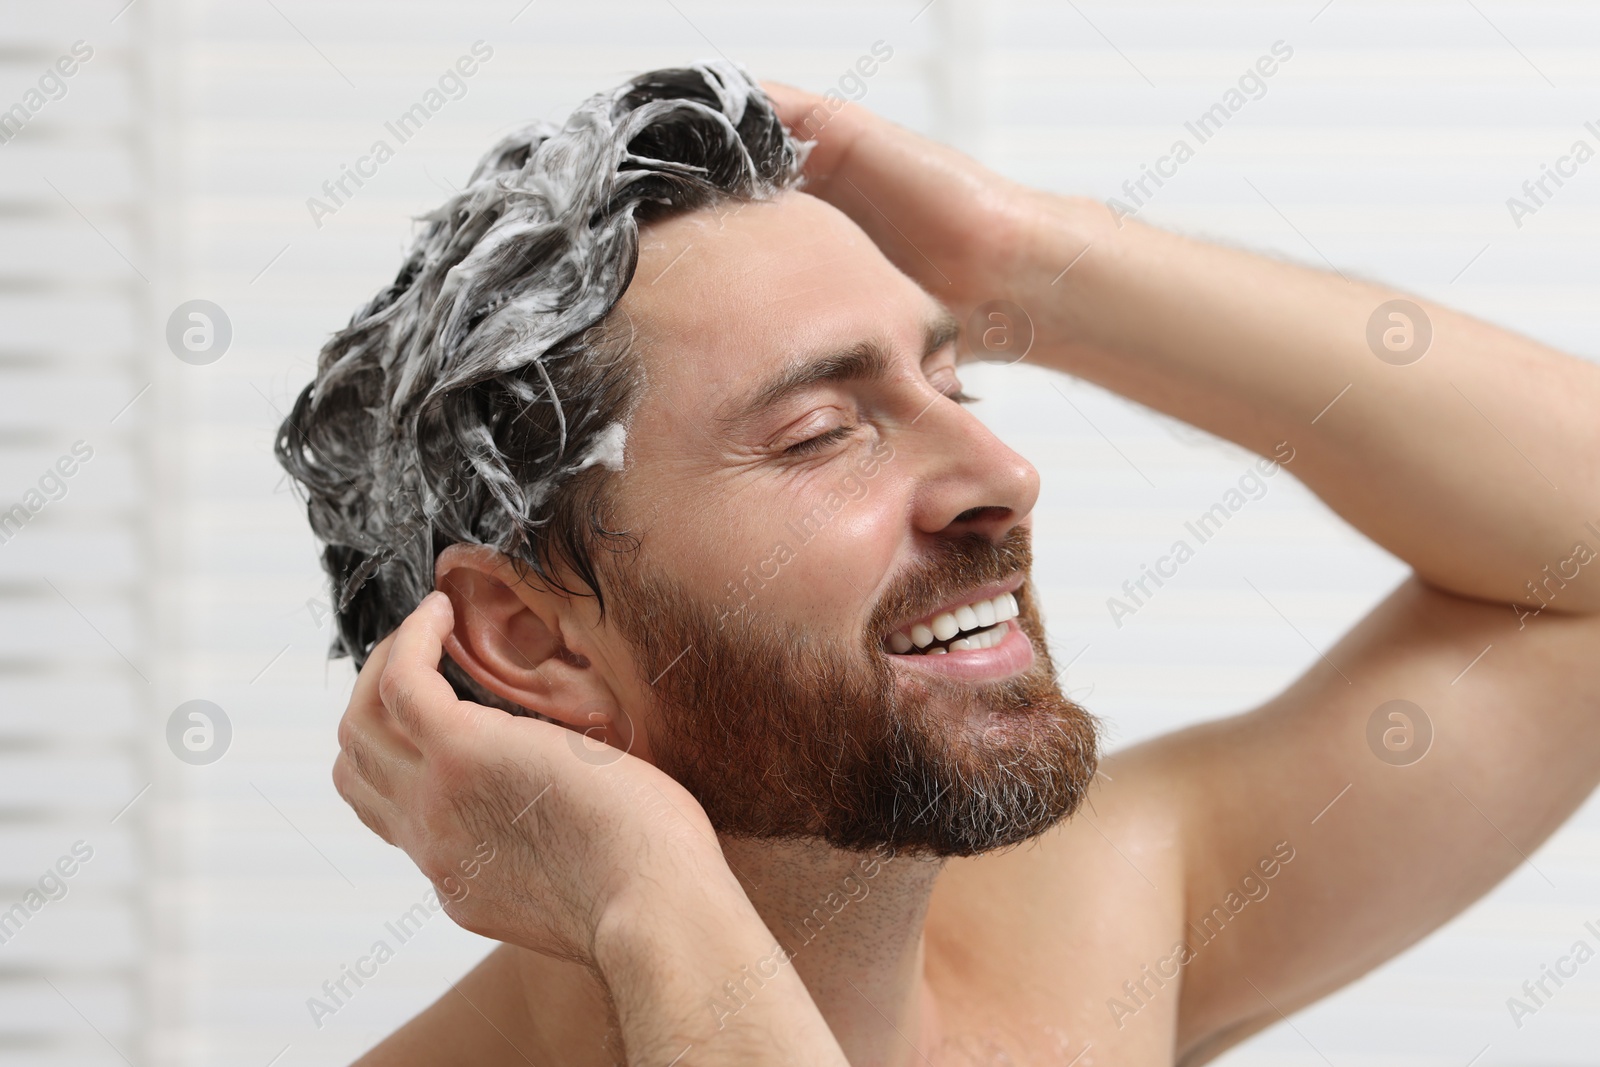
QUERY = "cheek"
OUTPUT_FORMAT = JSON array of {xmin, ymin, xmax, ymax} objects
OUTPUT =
[
  {"xmin": 625, "ymin": 456, "xmax": 906, "ymax": 638},
  {"xmin": 683, "ymin": 509, "xmax": 789, "ymax": 594},
  {"xmin": 762, "ymin": 486, "xmax": 902, "ymax": 632}
]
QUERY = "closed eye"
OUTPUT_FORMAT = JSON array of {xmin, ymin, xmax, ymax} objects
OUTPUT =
[
  {"xmin": 785, "ymin": 424, "xmax": 857, "ymax": 455},
  {"xmin": 933, "ymin": 370, "xmax": 978, "ymax": 405},
  {"xmin": 783, "ymin": 378, "xmax": 975, "ymax": 456}
]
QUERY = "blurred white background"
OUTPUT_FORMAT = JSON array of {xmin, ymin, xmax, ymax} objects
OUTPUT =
[{"xmin": 2, "ymin": 0, "xmax": 1598, "ymax": 1063}]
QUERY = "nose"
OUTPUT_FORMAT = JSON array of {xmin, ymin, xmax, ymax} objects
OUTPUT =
[{"xmin": 905, "ymin": 396, "xmax": 1040, "ymax": 543}]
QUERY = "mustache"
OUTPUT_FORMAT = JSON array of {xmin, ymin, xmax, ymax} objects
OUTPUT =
[{"xmin": 866, "ymin": 527, "xmax": 1033, "ymax": 641}]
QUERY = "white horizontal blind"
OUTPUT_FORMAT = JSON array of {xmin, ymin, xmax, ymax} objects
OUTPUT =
[{"xmin": 0, "ymin": 2, "xmax": 154, "ymax": 1064}]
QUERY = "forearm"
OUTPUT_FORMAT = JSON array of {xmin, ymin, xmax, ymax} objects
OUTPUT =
[
  {"xmin": 593, "ymin": 873, "xmax": 848, "ymax": 1067},
  {"xmin": 1016, "ymin": 196, "xmax": 1600, "ymax": 613}
]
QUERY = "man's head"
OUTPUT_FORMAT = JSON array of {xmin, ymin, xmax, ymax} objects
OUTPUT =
[{"xmin": 280, "ymin": 62, "xmax": 1098, "ymax": 858}]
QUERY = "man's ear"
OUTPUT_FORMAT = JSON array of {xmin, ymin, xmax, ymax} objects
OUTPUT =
[{"xmin": 433, "ymin": 544, "xmax": 620, "ymax": 740}]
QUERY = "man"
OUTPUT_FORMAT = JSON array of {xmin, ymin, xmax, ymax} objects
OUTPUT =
[{"xmin": 280, "ymin": 62, "xmax": 1600, "ymax": 1065}]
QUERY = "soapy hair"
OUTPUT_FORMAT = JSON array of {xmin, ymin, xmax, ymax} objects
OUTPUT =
[{"xmin": 276, "ymin": 61, "xmax": 804, "ymax": 672}]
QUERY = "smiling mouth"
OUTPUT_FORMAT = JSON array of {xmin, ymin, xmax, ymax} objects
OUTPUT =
[{"xmin": 884, "ymin": 591, "xmax": 1021, "ymax": 656}]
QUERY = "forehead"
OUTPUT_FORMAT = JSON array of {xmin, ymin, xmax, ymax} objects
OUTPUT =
[{"xmin": 616, "ymin": 190, "xmax": 933, "ymax": 416}]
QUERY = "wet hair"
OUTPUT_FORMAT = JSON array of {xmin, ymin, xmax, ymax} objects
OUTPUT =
[{"xmin": 276, "ymin": 61, "xmax": 804, "ymax": 678}]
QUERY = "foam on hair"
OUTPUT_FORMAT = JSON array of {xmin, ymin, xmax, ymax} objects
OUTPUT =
[{"xmin": 277, "ymin": 61, "xmax": 804, "ymax": 670}]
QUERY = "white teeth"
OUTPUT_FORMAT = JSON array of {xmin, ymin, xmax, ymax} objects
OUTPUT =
[{"xmin": 886, "ymin": 589, "xmax": 1022, "ymax": 655}]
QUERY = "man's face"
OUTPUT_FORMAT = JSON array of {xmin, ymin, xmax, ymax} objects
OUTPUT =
[{"xmin": 587, "ymin": 190, "xmax": 1097, "ymax": 856}]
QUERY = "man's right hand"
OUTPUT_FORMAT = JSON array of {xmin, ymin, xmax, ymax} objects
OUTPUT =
[
  {"xmin": 333, "ymin": 592, "xmax": 851, "ymax": 1065},
  {"xmin": 331, "ymin": 590, "xmax": 726, "ymax": 966}
]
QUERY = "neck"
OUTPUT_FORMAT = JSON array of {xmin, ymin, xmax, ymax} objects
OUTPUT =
[{"xmin": 717, "ymin": 835, "xmax": 946, "ymax": 1067}]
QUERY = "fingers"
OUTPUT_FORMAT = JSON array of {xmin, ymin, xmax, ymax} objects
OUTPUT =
[
  {"xmin": 759, "ymin": 79, "xmax": 820, "ymax": 128},
  {"xmin": 336, "ymin": 689, "xmax": 420, "ymax": 841},
  {"xmin": 347, "ymin": 627, "xmax": 399, "ymax": 734},
  {"xmin": 332, "ymin": 749, "xmax": 401, "ymax": 846},
  {"xmin": 758, "ymin": 78, "xmax": 870, "ymax": 181},
  {"xmin": 337, "ymin": 614, "xmax": 425, "ymax": 810},
  {"xmin": 339, "ymin": 624, "xmax": 421, "ymax": 778},
  {"xmin": 343, "ymin": 730, "xmax": 405, "ymax": 796},
  {"xmin": 377, "ymin": 590, "xmax": 475, "ymax": 746}
]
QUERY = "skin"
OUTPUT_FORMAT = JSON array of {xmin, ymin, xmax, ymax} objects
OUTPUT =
[{"xmin": 331, "ymin": 84, "xmax": 1600, "ymax": 1066}]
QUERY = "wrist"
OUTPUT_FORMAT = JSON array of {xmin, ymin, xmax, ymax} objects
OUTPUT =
[
  {"xmin": 592, "ymin": 862, "xmax": 797, "ymax": 1064},
  {"xmin": 593, "ymin": 853, "xmax": 754, "ymax": 964},
  {"xmin": 996, "ymin": 190, "xmax": 1131, "ymax": 370},
  {"xmin": 1027, "ymin": 191, "xmax": 1120, "ymax": 282}
]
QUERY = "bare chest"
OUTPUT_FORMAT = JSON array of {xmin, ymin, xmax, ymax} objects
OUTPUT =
[
  {"xmin": 921, "ymin": 967, "xmax": 1181, "ymax": 1067},
  {"xmin": 920, "ymin": 849, "xmax": 1189, "ymax": 1066}
]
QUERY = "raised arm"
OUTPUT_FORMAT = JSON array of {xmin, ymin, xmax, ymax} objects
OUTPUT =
[
  {"xmin": 1016, "ymin": 210, "xmax": 1600, "ymax": 617},
  {"xmin": 765, "ymin": 84, "xmax": 1600, "ymax": 1059}
]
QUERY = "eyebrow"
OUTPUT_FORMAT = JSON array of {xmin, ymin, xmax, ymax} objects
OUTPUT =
[{"xmin": 719, "ymin": 309, "xmax": 962, "ymax": 430}]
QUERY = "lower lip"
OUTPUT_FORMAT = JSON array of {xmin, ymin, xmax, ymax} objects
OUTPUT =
[{"xmin": 885, "ymin": 619, "xmax": 1034, "ymax": 682}]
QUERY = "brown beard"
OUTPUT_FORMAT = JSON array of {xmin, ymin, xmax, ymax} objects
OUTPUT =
[{"xmin": 599, "ymin": 527, "xmax": 1100, "ymax": 857}]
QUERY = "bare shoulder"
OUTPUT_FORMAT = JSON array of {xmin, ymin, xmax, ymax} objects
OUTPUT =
[{"xmin": 926, "ymin": 577, "xmax": 1600, "ymax": 1061}]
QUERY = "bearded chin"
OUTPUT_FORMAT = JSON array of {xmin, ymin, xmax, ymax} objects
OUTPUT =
[{"xmin": 602, "ymin": 557, "xmax": 1100, "ymax": 859}]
